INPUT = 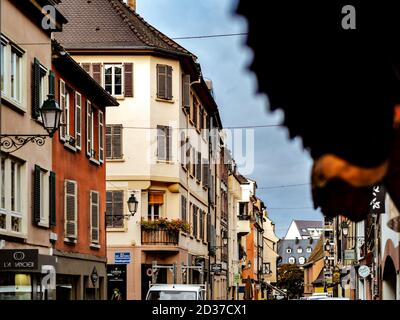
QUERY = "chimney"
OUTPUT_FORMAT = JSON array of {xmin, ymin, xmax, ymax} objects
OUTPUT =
[{"xmin": 127, "ymin": 0, "xmax": 136, "ymax": 11}]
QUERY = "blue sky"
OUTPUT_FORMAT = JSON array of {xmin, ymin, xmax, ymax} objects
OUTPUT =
[{"xmin": 138, "ymin": 0, "xmax": 323, "ymax": 237}]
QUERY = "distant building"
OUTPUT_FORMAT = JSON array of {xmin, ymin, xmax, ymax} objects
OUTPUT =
[
  {"xmin": 278, "ymin": 238, "xmax": 318, "ymax": 267},
  {"xmin": 284, "ymin": 220, "xmax": 323, "ymax": 240}
]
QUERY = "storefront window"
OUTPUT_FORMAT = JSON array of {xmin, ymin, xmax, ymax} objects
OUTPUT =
[{"xmin": 0, "ymin": 273, "xmax": 32, "ymax": 300}]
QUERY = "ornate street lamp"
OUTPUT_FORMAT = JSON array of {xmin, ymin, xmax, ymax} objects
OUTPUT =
[
  {"xmin": 127, "ymin": 192, "xmax": 139, "ymax": 216},
  {"xmin": 0, "ymin": 94, "xmax": 62, "ymax": 153}
]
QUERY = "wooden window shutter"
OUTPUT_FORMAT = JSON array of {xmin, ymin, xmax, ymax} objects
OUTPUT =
[
  {"xmin": 113, "ymin": 191, "xmax": 124, "ymax": 228},
  {"xmin": 124, "ymin": 63, "xmax": 133, "ymax": 97},
  {"xmin": 106, "ymin": 191, "xmax": 113, "ymax": 228},
  {"xmin": 32, "ymin": 58, "xmax": 41, "ymax": 119},
  {"xmin": 92, "ymin": 63, "xmax": 102, "ymax": 84},
  {"xmin": 98, "ymin": 111, "xmax": 104, "ymax": 163},
  {"xmin": 33, "ymin": 165, "xmax": 41, "ymax": 224},
  {"xmin": 157, "ymin": 64, "xmax": 167, "ymax": 99},
  {"xmin": 167, "ymin": 66, "xmax": 173, "ymax": 100},
  {"xmin": 90, "ymin": 191, "xmax": 99, "ymax": 243},
  {"xmin": 65, "ymin": 180, "xmax": 77, "ymax": 238},
  {"xmin": 112, "ymin": 125, "xmax": 123, "ymax": 159},
  {"xmin": 196, "ymin": 152, "xmax": 202, "ymax": 181},
  {"xmin": 49, "ymin": 171, "xmax": 56, "ymax": 227},
  {"xmin": 86, "ymin": 101, "xmax": 92, "ymax": 156},
  {"xmin": 149, "ymin": 192, "xmax": 164, "ymax": 205},
  {"xmin": 157, "ymin": 125, "xmax": 167, "ymax": 160},
  {"xmin": 48, "ymin": 70, "xmax": 55, "ymax": 96},
  {"xmin": 106, "ymin": 126, "xmax": 112, "ymax": 159},
  {"xmin": 59, "ymin": 79, "xmax": 67, "ymax": 141},
  {"xmin": 166, "ymin": 126, "xmax": 172, "ymax": 161},
  {"xmin": 181, "ymin": 195, "xmax": 187, "ymax": 222},
  {"xmin": 75, "ymin": 92, "xmax": 82, "ymax": 150},
  {"xmin": 82, "ymin": 63, "xmax": 92, "ymax": 76},
  {"xmin": 182, "ymin": 74, "xmax": 190, "ymax": 108},
  {"xmin": 186, "ymin": 143, "xmax": 191, "ymax": 171},
  {"xmin": 180, "ymin": 132, "xmax": 186, "ymax": 167},
  {"xmin": 202, "ymin": 159, "xmax": 209, "ymax": 187}
]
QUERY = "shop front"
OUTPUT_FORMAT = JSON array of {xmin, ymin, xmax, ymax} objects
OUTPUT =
[{"xmin": 0, "ymin": 249, "xmax": 56, "ymax": 300}]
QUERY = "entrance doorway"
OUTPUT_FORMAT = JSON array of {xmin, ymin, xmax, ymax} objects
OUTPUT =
[{"xmin": 382, "ymin": 256, "xmax": 397, "ymax": 300}]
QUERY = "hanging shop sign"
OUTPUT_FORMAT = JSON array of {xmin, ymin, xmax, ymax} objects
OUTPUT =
[
  {"xmin": 0, "ymin": 249, "xmax": 38, "ymax": 270},
  {"xmin": 344, "ymin": 249, "xmax": 356, "ymax": 260},
  {"xmin": 358, "ymin": 265, "xmax": 371, "ymax": 278}
]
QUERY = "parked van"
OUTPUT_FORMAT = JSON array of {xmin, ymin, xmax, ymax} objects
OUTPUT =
[{"xmin": 145, "ymin": 284, "xmax": 206, "ymax": 300}]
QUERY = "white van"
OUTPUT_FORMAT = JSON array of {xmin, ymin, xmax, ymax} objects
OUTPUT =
[{"xmin": 145, "ymin": 284, "xmax": 206, "ymax": 300}]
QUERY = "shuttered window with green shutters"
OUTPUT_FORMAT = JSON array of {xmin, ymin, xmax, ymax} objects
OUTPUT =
[
  {"xmin": 49, "ymin": 171, "xmax": 56, "ymax": 227},
  {"xmin": 90, "ymin": 190, "xmax": 100, "ymax": 244},
  {"xmin": 65, "ymin": 180, "xmax": 77, "ymax": 239},
  {"xmin": 157, "ymin": 64, "xmax": 172, "ymax": 100}
]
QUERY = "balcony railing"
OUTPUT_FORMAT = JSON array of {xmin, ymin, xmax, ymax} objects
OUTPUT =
[{"xmin": 141, "ymin": 228, "xmax": 179, "ymax": 245}]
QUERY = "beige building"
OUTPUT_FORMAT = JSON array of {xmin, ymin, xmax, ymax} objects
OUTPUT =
[
  {"xmin": 0, "ymin": 0, "xmax": 67, "ymax": 299},
  {"xmin": 262, "ymin": 213, "xmax": 279, "ymax": 285},
  {"xmin": 56, "ymin": 0, "xmax": 223, "ymax": 300}
]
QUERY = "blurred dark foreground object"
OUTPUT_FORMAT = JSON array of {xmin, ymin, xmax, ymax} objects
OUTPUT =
[{"xmin": 236, "ymin": 1, "xmax": 400, "ymax": 222}]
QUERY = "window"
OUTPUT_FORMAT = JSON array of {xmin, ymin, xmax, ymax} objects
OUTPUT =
[
  {"xmin": 0, "ymin": 37, "xmax": 25, "ymax": 107},
  {"xmin": 288, "ymin": 257, "xmax": 296, "ymax": 264},
  {"xmin": 64, "ymin": 180, "xmax": 77, "ymax": 239},
  {"xmin": 180, "ymin": 132, "xmax": 187, "ymax": 169},
  {"xmin": 75, "ymin": 92, "xmax": 82, "ymax": 150},
  {"xmin": 10, "ymin": 48, "xmax": 22, "ymax": 102},
  {"xmin": 104, "ymin": 64, "xmax": 123, "ymax": 96},
  {"xmin": 59, "ymin": 79, "xmax": 68, "ymax": 141},
  {"xmin": 297, "ymin": 247, "xmax": 303, "ymax": 253},
  {"xmin": 98, "ymin": 111, "xmax": 104, "ymax": 163},
  {"xmin": 238, "ymin": 202, "xmax": 248, "ymax": 218},
  {"xmin": 196, "ymin": 152, "xmax": 201, "ymax": 182},
  {"xmin": 33, "ymin": 165, "xmax": 51, "ymax": 227},
  {"xmin": 106, "ymin": 125, "xmax": 123, "ymax": 159},
  {"xmin": 0, "ymin": 156, "xmax": 24, "ymax": 234},
  {"xmin": 86, "ymin": 101, "xmax": 101, "ymax": 160},
  {"xmin": 157, "ymin": 125, "xmax": 172, "ymax": 161},
  {"xmin": 148, "ymin": 192, "xmax": 163, "ymax": 221},
  {"xmin": 90, "ymin": 191, "xmax": 100, "ymax": 244},
  {"xmin": 286, "ymin": 248, "xmax": 292, "ymax": 253},
  {"xmin": 202, "ymin": 158, "xmax": 209, "ymax": 188},
  {"xmin": 306, "ymin": 247, "xmax": 312, "ymax": 253},
  {"xmin": 199, "ymin": 210, "xmax": 204, "ymax": 241},
  {"xmin": 192, "ymin": 205, "xmax": 198, "ymax": 238},
  {"xmin": 298, "ymin": 257, "xmax": 306, "ymax": 265},
  {"xmin": 106, "ymin": 190, "xmax": 124, "ymax": 228},
  {"xmin": 156, "ymin": 64, "xmax": 172, "ymax": 100},
  {"xmin": 191, "ymin": 148, "xmax": 196, "ymax": 177},
  {"xmin": 192, "ymin": 96, "xmax": 199, "ymax": 127},
  {"xmin": 182, "ymin": 74, "xmax": 190, "ymax": 109},
  {"xmin": 1, "ymin": 41, "xmax": 5, "ymax": 93},
  {"xmin": 181, "ymin": 195, "xmax": 187, "ymax": 223}
]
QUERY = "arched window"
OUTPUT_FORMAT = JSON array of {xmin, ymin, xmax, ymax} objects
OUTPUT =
[
  {"xmin": 286, "ymin": 248, "xmax": 292, "ymax": 253},
  {"xmin": 297, "ymin": 247, "xmax": 303, "ymax": 253}
]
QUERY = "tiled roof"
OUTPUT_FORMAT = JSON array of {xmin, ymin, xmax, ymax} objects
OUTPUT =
[
  {"xmin": 294, "ymin": 220, "xmax": 323, "ymax": 236},
  {"xmin": 55, "ymin": 0, "xmax": 194, "ymax": 57}
]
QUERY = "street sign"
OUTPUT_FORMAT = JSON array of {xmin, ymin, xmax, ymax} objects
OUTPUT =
[
  {"xmin": 358, "ymin": 265, "xmax": 371, "ymax": 278},
  {"xmin": 115, "ymin": 252, "xmax": 131, "ymax": 264},
  {"xmin": 234, "ymin": 273, "xmax": 241, "ymax": 284},
  {"xmin": 211, "ymin": 263, "xmax": 222, "ymax": 273},
  {"xmin": 344, "ymin": 249, "xmax": 356, "ymax": 260}
]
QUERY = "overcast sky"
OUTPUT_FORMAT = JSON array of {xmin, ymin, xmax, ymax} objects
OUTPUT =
[{"xmin": 138, "ymin": 0, "xmax": 323, "ymax": 238}]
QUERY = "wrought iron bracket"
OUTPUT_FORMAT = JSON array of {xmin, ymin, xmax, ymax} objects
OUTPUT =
[{"xmin": 0, "ymin": 134, "xmax": 50, "ymax": 154}]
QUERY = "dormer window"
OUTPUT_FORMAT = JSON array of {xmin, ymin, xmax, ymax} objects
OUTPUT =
[{"xmin": 286, "ymin": 248, "xmax": 292, "ymax": 253}]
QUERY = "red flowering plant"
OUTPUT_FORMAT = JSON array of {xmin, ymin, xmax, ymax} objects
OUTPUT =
[{"xmin": 140, "ymin": 218, "xmax": 190, "ymax": 233}]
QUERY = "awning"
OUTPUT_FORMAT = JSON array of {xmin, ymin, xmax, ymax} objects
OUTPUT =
[{"xmin": 236, "ymin": 1, "xmax": 400, "ymax": 222}]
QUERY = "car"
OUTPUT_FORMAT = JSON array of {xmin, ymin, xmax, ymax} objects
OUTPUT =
[{"xmin": 145, "ymin": 284, "xmax": 206, "ymax": 300}]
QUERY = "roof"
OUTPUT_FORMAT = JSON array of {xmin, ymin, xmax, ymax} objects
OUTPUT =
[
  {"xmin": 294, "ymin": 220, "xmax": 323, "ymax": 236},
  {"xmin": 303, "ymin": 236, "xmax": 324, "ymax": 267},
  {"xmin": 52, "ymin": 41, "xmax": 119, "ymax": 108},
  {"xmin": 55, "ymin": 0, "xmax": 193, "ymax": 57},
  {"xmin": 236, "ymin": 174, "xmax": 250, "ymax": 185}
]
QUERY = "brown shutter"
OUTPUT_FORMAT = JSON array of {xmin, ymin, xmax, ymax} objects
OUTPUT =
[
  {"xmin": 92, "ymin": 63, "xmax": 102, "ymax": 84},
  {"xmin": 106, "ymin": 191, "xmax": 113, "ymax": 227},
  {"xmin": 182, "ymin": 74, "xmax": 190, "ymax": 108},
  {"xmin": 113, "ymin": 191, "xmax": 124, "ymax": 228},
  {"xmin": 112, "ymin": 125, "xmax": 123, "ymax": 159},
  {"xmin": 167, "ymin": 66, "xmax": 173, "ymax": 99},
  {"xmin": 124, "ymin": 63, "xmax": 133, "ymax": 97},
  {"xmin": 196, "ymin": 152, "xmax": 202, "ymax": 181},
  {"xmin": 157, "ymin": 125, "xmax": 167, "ymax": 160},
  {"xmin": 65, "ymin": 180, "xmax": 77, "ymax": 238},
  {"xmin": 91, "ymin": 191, "xmax": 99, "ymax": 243},
  {"xmin": 106, "ymin": 126, "xmax": 112, "ymax": 159},
  {"xmin": 149, "ymin": 192, "xmax": 164, "ymax": 205},
  {"xmin": 157, "ymin": 64, "xmax": 167, "ymax": 99},
  {"xmin": 82, "ymin": 63, "xmax": 92, "ymax": 76},
  {"xmin": 32, "ymin": 58, "xmax": 41, "ymax": 119},
  {"xmin": 166, "ymin": 126, "xmax": 172, "ymax": 161}
]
